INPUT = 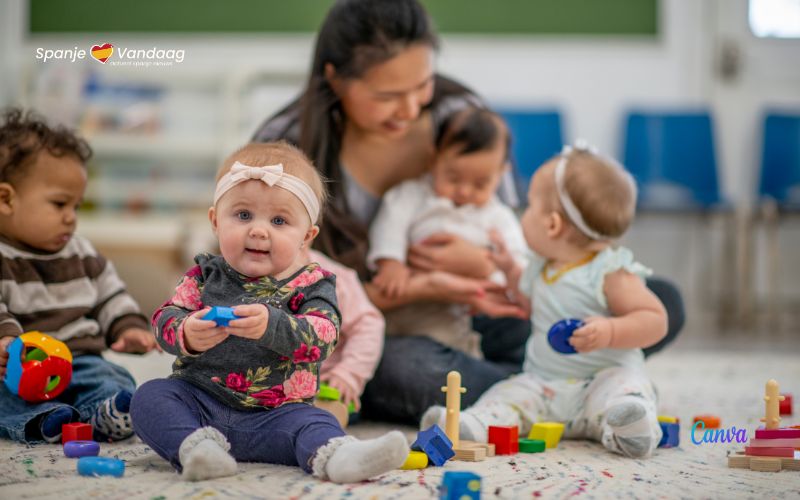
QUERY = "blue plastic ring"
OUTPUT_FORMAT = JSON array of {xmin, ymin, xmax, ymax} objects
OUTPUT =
[
  {"xmin": 64, "ymin": 440, "xmax": 100, "ymax": 458},
  {"xmin": 77, "ymin": 456, "xmax": 125, "ymax": 477}
]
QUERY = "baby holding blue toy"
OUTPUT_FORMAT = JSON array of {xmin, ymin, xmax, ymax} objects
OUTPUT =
[
  {"xmin": 131, "ymin": 142, "xmax": 408, "ymax": 482},
  {"xmin": 422, "ymin": 143, "xmax": 668, "ymax": 458}
]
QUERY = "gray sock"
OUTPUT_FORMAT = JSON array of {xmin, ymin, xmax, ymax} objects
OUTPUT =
[
  {"xmin": 606, "ymin": 401, "xmax": 653, "ymax": 458},
  {"xmin": 606, "ymin": 401, "xmax": 646, "ymax": 427}
]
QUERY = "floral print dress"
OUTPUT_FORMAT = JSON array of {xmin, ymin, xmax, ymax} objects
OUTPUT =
[{"xmin": 151, "ymin": 253, "xmax": 340, "ymax": 410}]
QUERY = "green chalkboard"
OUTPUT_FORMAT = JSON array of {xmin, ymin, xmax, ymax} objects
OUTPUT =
[{"xmin": 29, "ymin": 0, "xmax": 657, "ymax": 35}]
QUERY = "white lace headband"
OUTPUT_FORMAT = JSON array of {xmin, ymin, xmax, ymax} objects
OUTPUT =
[
  {"xmin": 214, "ymin": 162, "xmax": 320, "ymax": 224},
  {"xmin": 554, "ymin": 140, "xmax": 634, "ymax": 241}
]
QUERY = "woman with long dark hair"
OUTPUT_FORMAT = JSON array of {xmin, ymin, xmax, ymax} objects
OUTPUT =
[{"xmin": 253, "ymin": 0, "xmax": 684, "ymax": 423}]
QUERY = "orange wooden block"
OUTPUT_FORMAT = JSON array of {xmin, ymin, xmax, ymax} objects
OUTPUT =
[{"xmin": 692, "ymin": 415, "xmax": 721, "ymax": 428}]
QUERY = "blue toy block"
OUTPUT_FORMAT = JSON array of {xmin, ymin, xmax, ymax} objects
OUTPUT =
[
  {"xmin": 658, "ymin": 422, "xmax": 680, "ymax": 448},
  {"xmin": 411, "ymin": 424, "xmax": 454, "ymax": 466},
  {"xmin": 547, "ymin": 319, "xmax": 583, "ymax": 354},
  {"xmin": 203, "ymin": 306, "xmax": 238, "ymax": 327},
  {"xmin": 77, "ymin": 456, "xmax": 125, "ymax": 477},
  {"xmin": 441, "ymin": 471, "xmax": 481, "ymax": 500}
]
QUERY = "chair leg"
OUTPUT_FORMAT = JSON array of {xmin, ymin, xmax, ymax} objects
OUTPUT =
[
  {"xmin": 734, "ymin": 207, "xmax": 755, "ymax": 329},
  {"xmin": 762, "ymin": 202, "xmax": 780, "ymax": 332},
  {"xmin": 717, "ymin": 211, "xmax": 738, "ymax": 330}
]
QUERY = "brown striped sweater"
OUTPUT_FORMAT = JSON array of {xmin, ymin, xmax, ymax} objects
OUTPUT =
[{"xmin": 0, "ymin": 235, "xmax": 149, "ymax": 354}]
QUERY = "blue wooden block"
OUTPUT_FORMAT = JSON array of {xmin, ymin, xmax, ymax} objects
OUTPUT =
[
  {"xmin": 411, "ymin": 424, "xmax": 454, "ymax": 466},
  {"xmin": 441, "ymin": 471, "xmax": 481, "ymax": 499},
  {"xmin": 547, "ymin": 318, "xmax": 583, "ymax": 354},
  {"xmin": 658, "ymin": 422, "xmax": 680, "ymax": 448},
  {"xmin": 203, "ymin": 306, "xmax": 238, "ymax": 327}
]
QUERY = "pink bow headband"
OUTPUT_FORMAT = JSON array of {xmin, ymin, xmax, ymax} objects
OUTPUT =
[{"xmin": 213, "ymin": 162, "xmax": 320, "ymax": 224}]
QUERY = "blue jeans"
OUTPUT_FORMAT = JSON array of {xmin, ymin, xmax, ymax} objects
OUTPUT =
[
  {"xmin": 131, "ymin": 378, "xmax": 345, "ymax": 473},
  {"xmin": 361, "ymin": 278, "xmax": 684, "ymax": 424},
  {"xmin": 0, "ymin": 354, "xmax": 136, "ymax": 443}
]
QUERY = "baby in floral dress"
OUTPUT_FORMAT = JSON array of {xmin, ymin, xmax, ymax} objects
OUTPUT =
[{"xmin": 131, "ymin": 142, "xmax": 409, "ymax": 482}]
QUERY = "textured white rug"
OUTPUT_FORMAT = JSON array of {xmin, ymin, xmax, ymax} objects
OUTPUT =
[{"xmin": 2, "ymin": 350, "xmax": 799, "ymax": 499}]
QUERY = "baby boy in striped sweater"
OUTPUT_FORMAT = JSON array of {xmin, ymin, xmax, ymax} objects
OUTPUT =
[{"xmin": 0, "ymin": 109, "xmax": 157, "ymax": 443}]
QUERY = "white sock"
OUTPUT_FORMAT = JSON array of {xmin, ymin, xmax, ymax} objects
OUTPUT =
[
  {"xmin": 420, "ymin": 405, "xmax": 446, "ymax": 431},
  {"xmin": 178, "ymin": 427, "xmax": 238, "ymax": 481},
  {"xmin": 420, "ymin": 405, "xmax": 489, "ymax": 443},
  {"xmin": 458, "ymin": 411, "xmax": 489, "ymax": 443},
  {"xmin": 313, "ymin": 431, "xmax": 409, "ymax": 483}
]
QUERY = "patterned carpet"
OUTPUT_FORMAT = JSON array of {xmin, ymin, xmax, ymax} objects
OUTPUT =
[{"xmin": 2, "ymin": 350, "xmax": 799, "ymax": 499}]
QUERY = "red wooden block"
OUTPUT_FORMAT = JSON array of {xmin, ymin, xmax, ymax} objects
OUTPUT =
[
  {"xmin": 780, "ymin": 393, "xmax": 792, "ymax": 416},
  {"xmin": 488, "ymin": 425, "xmax": 519, "ymax": 455},
  {"xmin": 744, "ymin": 446, "xmax": 795, "ymax": 457},
  {"xmin": 62, "ymin": 422, "xmax": 92, "ymax": 444},
  {"xmin": 755, "ymin": 428, "xmax": 800, "ymax": 439}
]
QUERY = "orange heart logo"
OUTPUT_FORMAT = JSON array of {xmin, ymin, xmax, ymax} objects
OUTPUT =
[{"xmin": 90, "ymin": 43, "xmax": 113, "ymax": 63}]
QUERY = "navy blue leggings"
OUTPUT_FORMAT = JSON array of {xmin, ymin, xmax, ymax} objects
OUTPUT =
[{"xmin": 131, "ymin": 378, "xmax": 345, "ymax": 473}]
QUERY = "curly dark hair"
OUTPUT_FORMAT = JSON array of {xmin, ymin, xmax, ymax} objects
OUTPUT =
[{"xmin": 0, "ymin": 108, "xmax": 91, "ymax": 185}]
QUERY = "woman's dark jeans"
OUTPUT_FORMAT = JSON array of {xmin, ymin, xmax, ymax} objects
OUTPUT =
[{"xmin": 360, "ymin": 277, "xmax": 685, "ymax": 424}]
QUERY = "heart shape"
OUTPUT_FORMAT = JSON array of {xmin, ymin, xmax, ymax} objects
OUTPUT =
[{"xmin": 90, "ymin": 43, "xmax": 114, "ymax": 63}]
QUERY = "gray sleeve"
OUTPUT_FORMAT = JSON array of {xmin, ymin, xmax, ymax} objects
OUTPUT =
[{"xmin": 252, "ymin": 107, "xmax": 301, "ymax": 144}]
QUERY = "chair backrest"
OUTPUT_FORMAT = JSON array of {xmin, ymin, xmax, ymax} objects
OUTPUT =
[
  {"xmin": 499, "ymin": 109, "xmax": 564, "ymax": 199},
  {"xmin": 759, "ymin": 112, "xmax": 800, "ymax": 207},
  {"xmin": 622, "ymin": 110, "xmax": 723, "ymax": 209}
]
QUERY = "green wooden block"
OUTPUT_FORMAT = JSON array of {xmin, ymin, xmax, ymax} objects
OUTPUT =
[{"xmin": 519, "ymin": 438, "xmax": 546, "ymax": 453}]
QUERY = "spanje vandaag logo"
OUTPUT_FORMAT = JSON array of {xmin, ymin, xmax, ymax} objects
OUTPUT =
[
  {"xmin": 90, "ymin": 43, "xmax": 113, "ymax": 63},
  {"xmin": 36, "ymin": 43, "xmax": 184, "ymax": 66}
]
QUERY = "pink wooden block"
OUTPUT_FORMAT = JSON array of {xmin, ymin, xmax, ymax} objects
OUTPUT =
[
  {"xmin": 745, "ymin": 446, "xmax": 795, "ymax": 457},
  {"xmin": 748, "ymin": 438, "xmax": 800, "ymax": 447},
  {"xmin": 754, "ymin": 428, "xmax": 800, "ymax": 439}
]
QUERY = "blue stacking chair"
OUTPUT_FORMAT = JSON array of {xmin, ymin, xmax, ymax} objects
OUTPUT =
[
  {"xmin": 756, "ymin": 112, "xmax": 800, "ymax": 328},
  {"xmin": 622, "ymin": 110, "xmax": 727, "ymax": 211},
  {"xmin": 498, "ymin": 108, "xmax": 564, "ymax": 200},
  {"xmin": 621, "ymin": 109, "xmax": 733, "ymax": 326},
  {"xmin": 759, "ymin": 112, "xmax": 800, "ymax": 209}
]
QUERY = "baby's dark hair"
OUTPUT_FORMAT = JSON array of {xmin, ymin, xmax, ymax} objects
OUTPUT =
[
  {"xmin": 0, "ymin": 108, "xmax": 91, "ymax": 185},
  {"xmin": 436, "ymin": 107, "xmax": 510, "ymax": 165}
]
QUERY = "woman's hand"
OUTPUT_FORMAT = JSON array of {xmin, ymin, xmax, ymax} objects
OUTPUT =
[
  {"xmin": 321, "ymin": 373, "xmax": 361, "ymax": 411},
  {"xmin": 426, "ymin": 272, "xmax": 526, "ymax": 319},
  {"xmin": 366, "ymin": 270, "xmax": 525, "ymax": 318},
  {"xmin": 228, "ymin": 304, "xmax": 270, "ymax": 340},
  {"xmin": 371, "ymin": 259, "xmax": 411, "ymax": 299},
  {"xmin": 183, "ymin": 308, "xmax": 229, "ymax": 353},
  {"xmin": 462, "ymin": 280, "xmax": 528, "ymax": 319},
  {"xmin": 408, "ymin": 233, "xmax": 494, "ymax": 279}
]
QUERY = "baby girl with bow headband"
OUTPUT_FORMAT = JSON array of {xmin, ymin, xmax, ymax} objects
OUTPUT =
[{"xmin": 134, "ymin": 142, "xmax": 411, "ymax": 483}]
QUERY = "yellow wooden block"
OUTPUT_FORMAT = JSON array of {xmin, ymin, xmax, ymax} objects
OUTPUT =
[
  {"xmin": 657, "ymin": 415, "xmax": 678, "ymax": 424},
  {"xmin": 528, "ymin": 422, "xmax": 565, "ymax": 449},
  {"xmin": 400, "ymin": 451, "xmax": 428, "ymax": 470}
]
